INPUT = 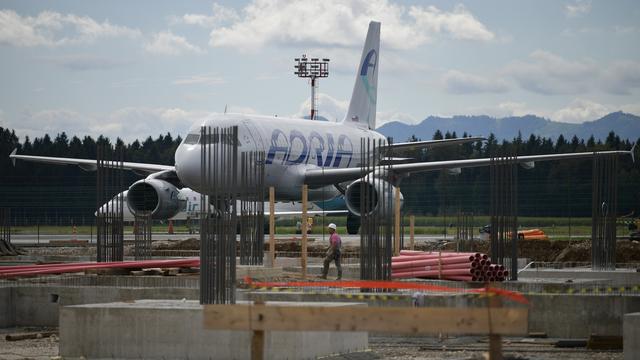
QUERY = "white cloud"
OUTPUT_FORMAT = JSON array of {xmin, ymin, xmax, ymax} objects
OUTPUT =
[
  {"xmin": 552, "ymin": 98, "xmax": 609, "ymax": 123},
  {"xmin": 144, "ymin": 31, "xmax": 204, "ymax": 55},
  {"xmin": 227, "ymin": 105, "xmax": 260, "ymax": 114},
  {"xmin": 176, "ymin": 3, "xmax": 240, "ymax": 28},
  {"xmin": 10, "ymin": 107, "xmax": 208, "ymax": 142},
  {"xmin": 600, "ymin": 61, "xmax": 640, "ymax": 95},
  {"xmin": 566, "ymin": 0, "xmax": 591, "ymax": 18},
  {"xmin": 441, "ymin": 70, "xmax": 508, "ymax": 94},
  {"xmin": 294, "ymin": 93, "xmax": 349, "ymax": 121},
  {"xmin": 0, "ymin": 10, "xmax": 140, "ymax": 47},
  {"xmin": 173, "ymin": 74, "xmax": 225, "ymax": 86},
  {"xmin": 43, "ymin": 54, "xmax": 129, "ymax": 71},
  {"xmin": 504, "ymin": 50, "xmax": 596, "ymax": 95},
  {"xmin": 206, "ymin": 0, "xmax": 494, "ymax": 51}
]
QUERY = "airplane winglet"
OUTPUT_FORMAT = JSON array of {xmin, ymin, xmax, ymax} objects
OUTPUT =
[
  {"xmin": 631, "ymin": 142, "xmax": 637, "ymax": 163},
  {"xmin": 9, "ymin": 148, "xmax": 17, "ymax": 167}
]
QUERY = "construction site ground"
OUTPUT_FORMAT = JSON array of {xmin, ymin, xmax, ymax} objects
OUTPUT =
[
  {"xmin": 0, "ymin": 327, "xmax": 623, "ymax": 360},
  {"xmin": 16, "ymin": 237, "xmax": 640, "ymax": 263}
]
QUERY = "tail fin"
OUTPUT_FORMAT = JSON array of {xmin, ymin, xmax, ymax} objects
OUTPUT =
[{"xmin": 343, "ymin": 21, "xmax": 380, "ymax": 130}]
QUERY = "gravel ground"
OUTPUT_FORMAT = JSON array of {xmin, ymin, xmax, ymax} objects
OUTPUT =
[
  {"xmin": 0, "ymin": 329, "xmax": 623, "ymax": 360},
  {"xmin": 0, "ymin": 327, "xmax": 59, "ymax": 360},
  {"xmin": 325, "ymin": 336, "xmax": 623, "ymax": 360}
]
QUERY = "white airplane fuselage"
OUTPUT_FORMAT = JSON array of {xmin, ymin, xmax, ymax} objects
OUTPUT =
[{"xmin": 175, "ymin": 114, "xmax": 387, "ymax": 202}]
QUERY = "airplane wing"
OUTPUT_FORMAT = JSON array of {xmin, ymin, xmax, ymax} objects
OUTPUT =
[
  {"xmin": 9, "ymin": 148, "xmax": 173, "ymax": 174},
  {"xmin": 388, "ymin": 136, "xmax": 484, "ymax": 153},
  {"xmin": 304, "ymin": 147, "xmax": 636, "ymax": 187}
]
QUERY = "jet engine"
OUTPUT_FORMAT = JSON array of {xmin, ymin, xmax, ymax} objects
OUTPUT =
[
  {"xmin": 344, "ymin": 178, "xmax": 404, "ymax": 217},
  {"xmin": 126, "ymin": 179, "xmax": 183, "ymax": 219}
]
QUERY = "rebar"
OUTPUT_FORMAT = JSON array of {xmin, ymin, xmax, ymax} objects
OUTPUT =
[
  {"xmin": 489, "ymin": 153, "xmax": 518, "ymax": 280},
  {"xmin": 133, "ymin": 212, "xmax": 152, "ymax": 260},
  {"xmin": 0, "ymin": 208, "xmax": 10, "ymax": 244},
  {"xmin": 359, "ymin": 138, "xmax": 394, "ymax": 286},
  {"xmin": 591, "ymin": 154, "xmax": 618, "ymax": 270},
  {"xmin": 456, "ymin": 211, "xmax": 474, "ymax": 252},
  {"xmin": 200, "ymin": 126, "xmax": 238, "ymax": 304},
  {"xmin": 96, "ymin": 143, "xmax": 124, "ymax": 262},
  {"xmin": 239, "ymin": 151, "xmax": 266, "ymax": 265}
]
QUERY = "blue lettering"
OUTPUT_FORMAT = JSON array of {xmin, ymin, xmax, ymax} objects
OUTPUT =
[
  {"xmin": 285, "ymin": 130, "xmax": 308, "ymax": 164},
  {"xmin": 323, "ymin": 134, "xmax": 335, "ymax": 167},
  {"xmin": 265, "ymin": 129, "xmax": 289, "ymax": 164},
  {"xmin": 307, "ymin": 131, "xmax": 324, "ymax": 166},
  {"xmin": 333, "ymin": 135, "xmax": 353, "ymax": 168}
]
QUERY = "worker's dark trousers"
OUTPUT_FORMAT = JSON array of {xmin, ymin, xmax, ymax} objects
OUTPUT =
[{"xmin": 322, "ymin": 249, "xmax": 342, "ymax": 279}]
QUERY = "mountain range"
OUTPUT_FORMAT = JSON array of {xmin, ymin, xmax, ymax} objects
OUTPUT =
[{"xmin": 376, "ymin": 111, "xmax": 640, "ymax": 142}]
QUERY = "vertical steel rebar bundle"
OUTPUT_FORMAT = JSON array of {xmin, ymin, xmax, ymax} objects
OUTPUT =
[
  {"xmin": 591, "ymin": 154, "xmax": 618, "ymax": 270},
  {"xmin": 239, "ymin": 151, "xmax": 266, "ymax": 266},
  {"xmin": 133, "ymin": 213, "xmax": 152, "ymax": 260},
  {"xmin": 96, "ymin": 144, "xmax": 124, "ymax": 262},
  {"xmin": 0, "ymin": 208, "xmax": 10, "ymax": 244},
  {"xmin": 200, "ymin": 126, "xmax": 238, "ymax": 304},
  {"xmin": 359, "ymin": 138, "xmax": 394, "ymax": 285},
  {"xmin": 456, "ymin": 212, "xmax": 474, "ymax": 252},
  {"xmin": 489, "ymin": 154, "xmax": 518, "ymax": 281}
]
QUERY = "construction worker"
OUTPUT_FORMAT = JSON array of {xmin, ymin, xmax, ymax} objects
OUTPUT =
[{"xmin": 321, "ymin": 223, "xmax": 342, "ymax": 280}]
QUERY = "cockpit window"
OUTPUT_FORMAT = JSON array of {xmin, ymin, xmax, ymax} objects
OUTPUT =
[{"xmin": 184, "ymin": 134, "xmax": 200, "ymax": 145}]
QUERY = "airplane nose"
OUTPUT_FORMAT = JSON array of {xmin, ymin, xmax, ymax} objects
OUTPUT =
[{"xmin": 175, "ymin": 143, "xmax": 202, "ymax": 193}]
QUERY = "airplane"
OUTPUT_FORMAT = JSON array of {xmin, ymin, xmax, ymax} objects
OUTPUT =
[
  {"xmin": 97, "ymin": 188, "xmax": 348, "ymax": 221},
  {"xmin": 10, "ymin": 21, "xmax": 636, "ymax": 232}
]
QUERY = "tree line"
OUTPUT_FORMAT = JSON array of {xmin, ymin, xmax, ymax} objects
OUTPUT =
[{"xmin": 0, "ymin": 127, "xmax": 638, "ymax": 225}]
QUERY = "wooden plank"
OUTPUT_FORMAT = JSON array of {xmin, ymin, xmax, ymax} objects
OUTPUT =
[
  {"xmin": 409, "ymin": 215, "xmax": 415, "ymax": 250},
  {"xmin": 394, "ymin": 187, "xmax": 401, "ymax": 256},
  {"xmin": 488, "ymin": 284, "xmax": 503, "ymax": 360},
  {"xmin": 203, "ymin": 305, "xmax": 528, "ymax": 335},
  {"xmin": 269, "ymin": 187, "xmax": 275, "ymax": 268},
  {"xmin": 301, "ymin": 184, "xmax": 308, "ymax": 279}
]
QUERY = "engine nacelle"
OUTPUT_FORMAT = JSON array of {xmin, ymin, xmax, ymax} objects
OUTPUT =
[
  {"xmin": 344, "ymin": 178, "xmax": 404, "ymax": 217},
  {"xmin": 127, "ymin": 179, "xmax": 183, "ymax": 219}
]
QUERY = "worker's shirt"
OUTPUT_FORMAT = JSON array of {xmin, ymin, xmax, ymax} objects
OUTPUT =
[{"xmin": 329, "ymin": 233, "xmax": 342, "ymax": 249}]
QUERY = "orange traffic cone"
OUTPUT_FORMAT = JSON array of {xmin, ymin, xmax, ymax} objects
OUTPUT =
[{"xmin": 168, "ymin": 220, "xmax": 174, "ymax": 234}]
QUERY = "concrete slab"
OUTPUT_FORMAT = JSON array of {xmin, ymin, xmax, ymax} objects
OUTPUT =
[
  {"xmin": 60, "ymin": 299, "xmax": 368, "ymax": 360},
  {"xmin": 624, "ymin": 312, "xmax": 640, "ymax": 360},
  {"xmin": 520, "ymin": 268, "xmax": 640, "ymax": 286}
]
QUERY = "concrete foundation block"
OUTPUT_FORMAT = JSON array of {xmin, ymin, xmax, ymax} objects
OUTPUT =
[
  {"xmin": 60, "ymin": 300, "xmax": 368, "ymax": 360},
  {"xmin": 624, "ymin": 312, "xmax": 640, "ymax": 360}
]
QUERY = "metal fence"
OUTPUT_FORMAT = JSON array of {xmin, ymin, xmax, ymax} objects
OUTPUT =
[
  {"xmin": 96, "ymin": 144, "xmax": 124, "ymax": 262},
  {"xmin": 591, "ymin": 154, "xmax": 618, "ymax": 270},
  {"xmin": 489, "ymin": 154, "xmax": 519, "ymax": 280},
  {"xmin": 359, "ymin": 138, "xmax": 393, "ymax": 283},
  {"xmin": 134, "ymin": 213, "xmax": 152, "ymax": 260},
  {"xmin": 199, "ymin": 125, "xmax": 238, "ymax": 304},
  {"xmin": 238, "ymin": 151, "xmax": 266, "ymax": 266}
]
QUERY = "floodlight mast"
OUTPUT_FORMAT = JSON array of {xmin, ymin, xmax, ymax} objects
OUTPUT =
[{"xmin": 294, "ymin": 55, "xmax": 330, "ymax": 120}]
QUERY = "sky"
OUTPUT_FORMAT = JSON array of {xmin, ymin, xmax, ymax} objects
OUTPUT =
[{"xmin": 1, "ymin": 0, "xmax": 639, "ymax": 142}]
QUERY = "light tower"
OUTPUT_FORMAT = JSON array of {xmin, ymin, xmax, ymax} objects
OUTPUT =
[{"xmin": 294, "ymin": 55, "xmax": 329, "ymax": 120}]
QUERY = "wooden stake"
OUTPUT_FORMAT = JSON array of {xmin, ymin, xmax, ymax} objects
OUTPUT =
[
  {"xmin": 268, "ymin": 187, "xmax": 275, "ymax": 268},
  {"xmin": 251, "ymin": 301, "xmax": 265, "ymax": 360},
  {"xmin": 394, "ymin": 187, "xmax": 401, "ymax": 256},
  {"xmin": 409, "ymin": 215, "xmax": 415, "ymax": 250},
  {"xmin": 301, "ymin": 184, "xmax": 308, "ymax": 279},
  {"xmin": 487, "ymin": 283, "xmax": 503, "ymax": 360}
]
